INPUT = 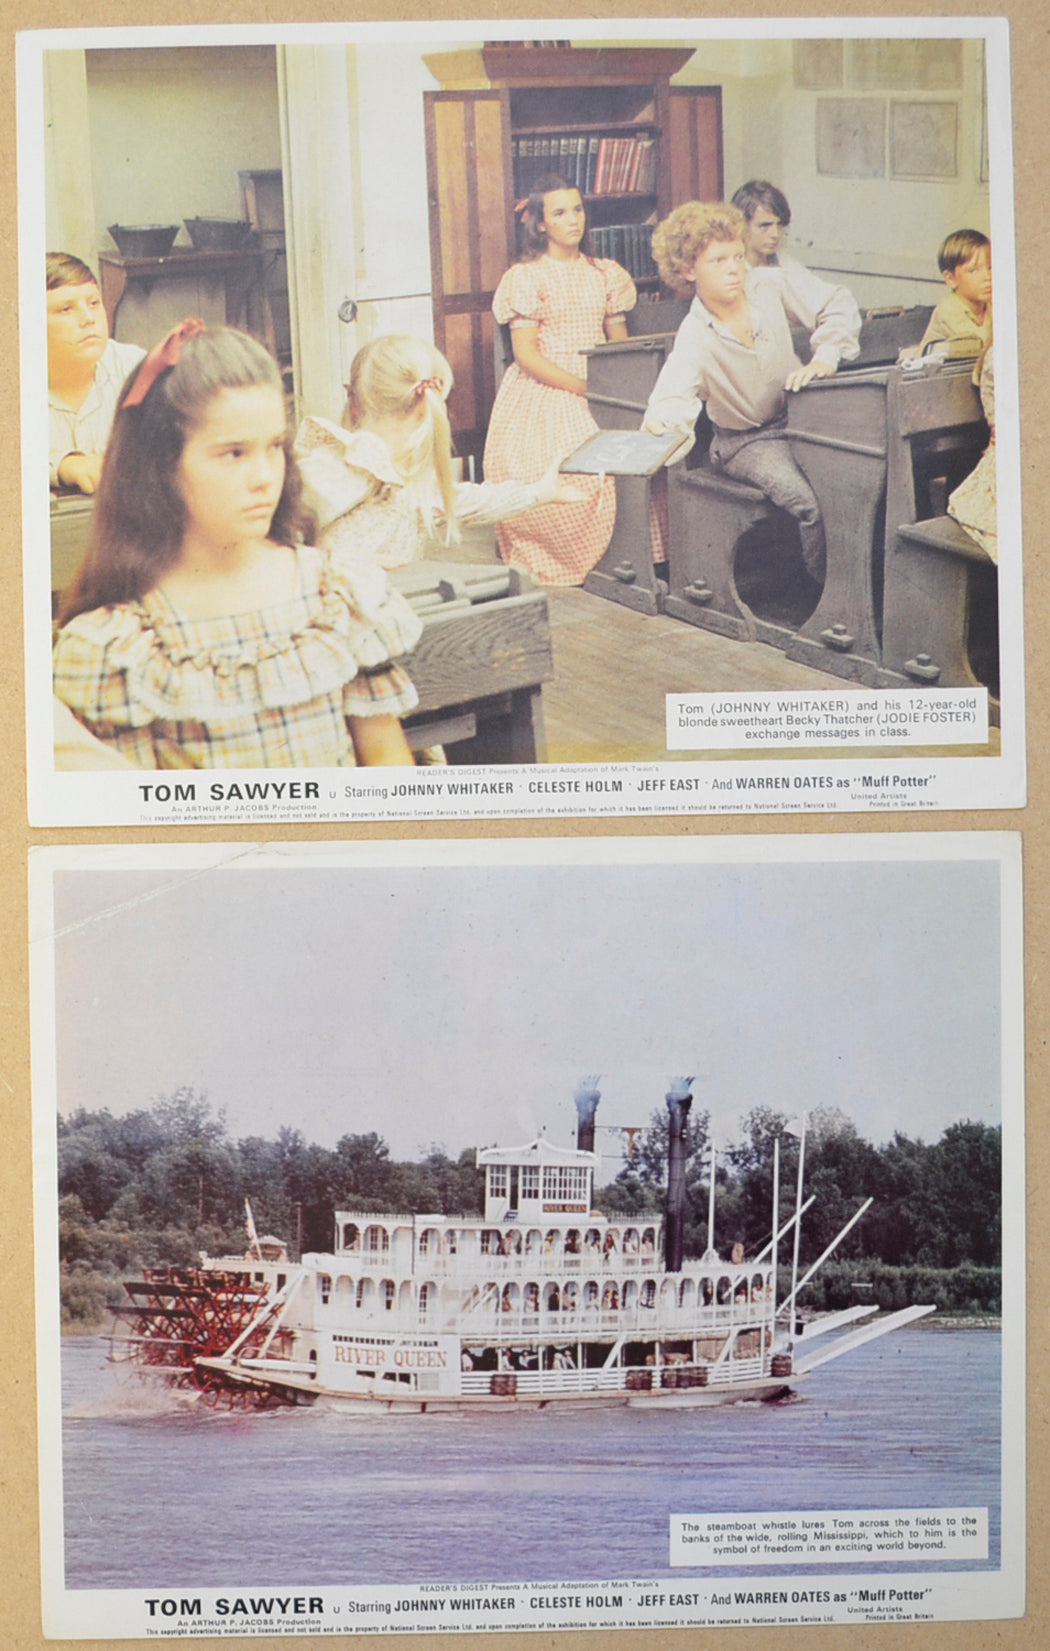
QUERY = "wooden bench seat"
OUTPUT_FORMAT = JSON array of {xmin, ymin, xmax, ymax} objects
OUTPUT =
[
  {"xmin": 392, "ymin": 562, "xmax": 553, "ymax": 763},
  {"xmin": 665, "ymin": 461, "xmax": 783, "ymax": 641},
  {"xmin": 881, "ymin": 514, "xmax": 998, "ymax": 719}
]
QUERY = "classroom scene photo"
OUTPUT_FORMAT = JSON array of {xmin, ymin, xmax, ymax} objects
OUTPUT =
[{"xmin": 40, "ymin": 31, "xmax": 1003, "ymax": 772}]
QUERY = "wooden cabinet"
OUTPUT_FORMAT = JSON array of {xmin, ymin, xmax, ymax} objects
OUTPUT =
[{"xmin": 423, "ymin": 45, "xmax": 723, "ymax": 463}]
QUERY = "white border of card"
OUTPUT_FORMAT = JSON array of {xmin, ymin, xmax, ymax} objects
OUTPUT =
[
  {"xmin": 30, "ymin": 833, "xmax": 1024, "ymax": 1637},
  {"xmin": 22, "ymin": 18, "xmax": 1024, "ymax": 825}
]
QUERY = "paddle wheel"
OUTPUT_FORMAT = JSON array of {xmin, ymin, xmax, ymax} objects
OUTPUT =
[{"xmin": 109, "ymin": 1265, "xmax": 290, "ymax": 1410}]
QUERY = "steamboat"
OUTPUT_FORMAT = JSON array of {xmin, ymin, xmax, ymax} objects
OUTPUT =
[{"xmin": 110, "ymin": 1081, "xmax": 934, "ymax": 1411}]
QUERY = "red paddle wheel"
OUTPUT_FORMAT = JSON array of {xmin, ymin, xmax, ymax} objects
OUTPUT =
[{"xmin": 109, "ymin": 1265, "xmax": 288, "ymax": 1410}]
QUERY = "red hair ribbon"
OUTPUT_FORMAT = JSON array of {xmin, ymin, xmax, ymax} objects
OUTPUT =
[
  {"xmin": 121, "ymin": 318, "xmax": 207, "ymax": 409},
  {"xmin": 514, "ymin": 199, "xmax": 529, "ymax": 217},
  {"xmin": 412, "ymin": 376, "xmax": 441, "ymax": 401}
]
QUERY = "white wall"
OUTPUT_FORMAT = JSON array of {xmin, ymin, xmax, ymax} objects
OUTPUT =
[
  {"xmin": 85, "ymin": 46, "xmax": 281, "ymax": 241},
  {"xmin": 673, "ymin": 37, "xmax": 989, "ymax": 308},
  {"xmin": 60, "ymin": 46, "xmax": 282, "ymax": 347},
  {"xmin": 347, "ymin": 45, "xmax": 439, "ymax": 315}
]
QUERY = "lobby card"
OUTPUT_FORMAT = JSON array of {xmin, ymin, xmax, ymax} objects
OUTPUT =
[
  {"xmin": 20, "ymin": 17, "xmax": 1024, "ymax": 826},
  {"xmin": 30, "ymin": 834, "xmax": 1023, "ymax": 1637}
]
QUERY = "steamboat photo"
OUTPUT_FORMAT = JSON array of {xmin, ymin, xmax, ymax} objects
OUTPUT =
[{"xmin": 39, "ymin": 840, "xmax": 1014, "ymax": 1603}]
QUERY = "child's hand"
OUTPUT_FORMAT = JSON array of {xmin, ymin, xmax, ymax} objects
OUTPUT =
[
  {"xmin": 534, "ymin": 456, "xmax": 588, "ymax": 506},
  {"xmin": 785, "ymin": 359, "xmax": 836, "ymax": 393},
  {"xmin": 551, "ymin": 476, "xmax": 590, "ymax": 504},
  {"xmin": 57, "ymin": 451, "xmax": 104, "ymax": 493}
]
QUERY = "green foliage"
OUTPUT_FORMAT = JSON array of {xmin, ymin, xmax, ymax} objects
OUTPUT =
[
  {"xmin": 56, "ymin": 1090, "xmax": 1002, "ymax": 1330},
  {"xmin": 598, "ymin": 1108, "xmax": 1000, "ymax": 1280},
  {"xmin": 60, "ymin": 1261, "xmax": 124, "ymax": 1329},
  {"xmin": 783, "ymin": 1259, "xmax": 1001, "ymax": 1315},
  {"xmin": 56, "ymin": 1091, "xmax": 490, "ymax": 1326}
]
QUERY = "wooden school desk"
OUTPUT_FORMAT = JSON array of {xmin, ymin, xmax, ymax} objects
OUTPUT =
[{"xmin": 784, "ymin": 358, "xmax": 988, "ymax": 687}]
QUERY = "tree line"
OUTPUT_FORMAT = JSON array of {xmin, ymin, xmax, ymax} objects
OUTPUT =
[{"xmin": 58, "ymin": 1087, "xmax": 1001, "ymax": 1326}]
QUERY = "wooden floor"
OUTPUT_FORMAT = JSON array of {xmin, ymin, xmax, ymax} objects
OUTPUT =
[
  {"xmin": 540, "ymin": 588, "xmax": 998, "ymax": 765},
  {"xmin": 432, "ymin": 531, "xmax": 999, "ymax": 766}
]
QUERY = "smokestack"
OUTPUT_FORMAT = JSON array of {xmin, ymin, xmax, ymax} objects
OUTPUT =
[
  {"xmin": 665, "ymin": 1078, "xmax": 694, "ymax": 1273},
  {"xmin": 574, "ymin": 1076, "xmax": 601, "ymax": 1154}
]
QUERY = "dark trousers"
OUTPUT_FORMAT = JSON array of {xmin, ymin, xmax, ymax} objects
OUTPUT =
[{"xmin": 709, "ymin": 418, "xmax": 825, "ymax": 579}]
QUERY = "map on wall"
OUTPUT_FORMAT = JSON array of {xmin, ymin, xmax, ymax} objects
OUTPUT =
[
  {"xmin": 816, "ymin": 97, "xmax": 886, "ymax": 177},
  {"xmin": 793, "ymin": 39, "xmax": 844, "ymax": 89},
  {"xmin": 891, "ymin": 101, "xmax": 958, "ymax": 179},
  {"xmin": 849, "ymin": 38, "xmax": 963, "ymax": 90}
]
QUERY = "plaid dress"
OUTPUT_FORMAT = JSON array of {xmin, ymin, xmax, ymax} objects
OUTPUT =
[
  {"xmin": 484, "ymin": 255, "xmax": 636, "ymax": 585},
  {"xmin": 52, "ymin": 544, "xmax": 422, "ymax": 770},
  {"xmin": 948, "ymin": 348, "xmax": 997, "ymax": 562}
]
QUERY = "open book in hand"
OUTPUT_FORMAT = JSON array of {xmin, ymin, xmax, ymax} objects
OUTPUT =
[{"xmin": 559, "ymin": 426, "xmax": 692, "ymax": 477}]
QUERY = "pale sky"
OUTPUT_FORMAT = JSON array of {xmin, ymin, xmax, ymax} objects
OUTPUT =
[{"xmin": 48, "ymin": 847, "xmax": 1003, "ymax": 1174}]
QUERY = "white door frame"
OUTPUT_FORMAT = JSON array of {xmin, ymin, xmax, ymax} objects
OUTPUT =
[{"xmin": 277, "ymin": 44, "xmax": 359, "ymax": 423}]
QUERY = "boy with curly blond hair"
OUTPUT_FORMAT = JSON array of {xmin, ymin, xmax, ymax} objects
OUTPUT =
[{"xmin": 643, "ymin": 201, "xmax": 860, "ymax": 579}]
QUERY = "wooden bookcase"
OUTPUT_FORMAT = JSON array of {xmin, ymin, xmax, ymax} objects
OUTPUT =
[{"xmin": 423, "ymin": 45, "xmax": 723, "ymax": 464}]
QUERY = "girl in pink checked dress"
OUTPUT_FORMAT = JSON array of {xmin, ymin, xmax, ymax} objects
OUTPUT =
[
  {"xmin": 53, "ymin": 324, "xmax": 421, "ymax": 770},
  {"xmin": 483, "ymin": 174, "xmax": 638, "ymax": 585}
]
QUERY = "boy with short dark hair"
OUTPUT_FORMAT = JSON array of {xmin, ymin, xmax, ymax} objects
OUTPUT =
[
  {"xmin": 730, "ymin": 178, "xmax": 861, "ymax": 337},
  {"xmin": 730, "ymin": 178, "xmax": 792, "ymax": 266},
  {"xmin": 916, "ymin": 229, "xmax": 992, "ymax": 361}
]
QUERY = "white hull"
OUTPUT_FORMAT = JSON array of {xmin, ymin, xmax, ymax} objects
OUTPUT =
[{"xmin": 196, "ymin": 1354, "xmax": 802, "ymax": 1413}]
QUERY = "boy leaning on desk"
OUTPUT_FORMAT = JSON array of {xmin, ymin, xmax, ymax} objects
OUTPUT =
[{"xmin": 639, "ymin": 198, "xmax": 861, "ymax": 581}]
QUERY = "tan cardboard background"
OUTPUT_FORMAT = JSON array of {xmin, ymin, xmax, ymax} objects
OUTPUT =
[{"xmin": 1, "ymin": 3, "xmax": 1043, "ymax": 1648}]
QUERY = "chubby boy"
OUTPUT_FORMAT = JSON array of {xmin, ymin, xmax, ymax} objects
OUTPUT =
[
  {"xmin": 916, "ymin": 229, "xmax": 992, "ymax": 361},
  {"xmin": 47, "ymin": 252, "xmax": 144, "ymax": 493},
  {"xmin": 642, "ymin": 201, "xmax": 860, "ymax": 580}
]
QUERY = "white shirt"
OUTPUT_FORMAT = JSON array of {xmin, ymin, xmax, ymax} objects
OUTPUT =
[
  {"xmin": 49, "ymin": 337, "xmax": 146, "ymax": 487},
  {"xmin": 644, "ymin": 260, "xmax": 861, "ymax": 436}
]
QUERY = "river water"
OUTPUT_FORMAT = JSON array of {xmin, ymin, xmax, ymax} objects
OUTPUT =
[{"xmin": 59, "ymin": 1326, "xmax": 1000, "ymax": 1590}]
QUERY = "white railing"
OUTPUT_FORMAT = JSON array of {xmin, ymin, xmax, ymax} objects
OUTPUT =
[
  {"xmin": 456, "ymin": 1360, "xmax": 770, "ymax": 1398},
  {"xmin": 460, "ymin": 1367, "xmax": 628, "ymax": 1398},
  {"xmin": 318, "ymin": 1298, "xmax": 775, "ymax": 1339},
  {"xmin": 719, "ymin": 1354, "xmax": 767, "ymax": 1384},
  {"xmin": 409, "ymin": 1250, "xmax": 667, "ymax": 1276}
]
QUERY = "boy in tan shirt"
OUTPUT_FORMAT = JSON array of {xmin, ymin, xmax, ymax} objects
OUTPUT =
[{"xmin": 916, "ymin": 229, "xmax": 992, "ymax": 362}]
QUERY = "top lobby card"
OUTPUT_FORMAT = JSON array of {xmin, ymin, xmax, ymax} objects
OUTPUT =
[{"xmin": 20, "ymin": 17, "xmax": 1024, "ymax": 825}]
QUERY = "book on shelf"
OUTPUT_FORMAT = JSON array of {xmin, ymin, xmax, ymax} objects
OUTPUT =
[
  {"xmin": 513, "ymin": 131, "xmax": 658, "ymax": 202},
  {"xmin": 589, "ymin": 221, "xmax": 656, "ymax": 280},
  {"xmin": 592, "ymin": 133, "xmax": 659, "ymax": 196},
  {"xmin": 585, "ymin": 136, "xmax": 600, "ymax": 194}
]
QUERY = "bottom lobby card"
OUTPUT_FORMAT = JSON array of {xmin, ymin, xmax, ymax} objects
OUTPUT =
[{"xmin": 29, "ymin": 834, "xmax": 1023, "ymax": 1637}]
